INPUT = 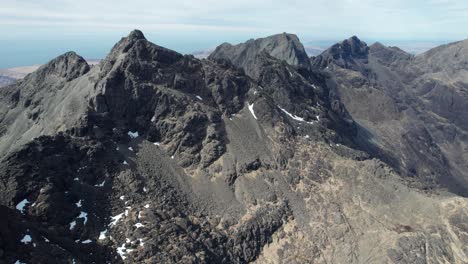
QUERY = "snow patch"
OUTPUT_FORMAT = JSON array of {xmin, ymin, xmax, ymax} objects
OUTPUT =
[
  {"xmin": 119, "ymin": 195, "xmax": 125, "ymax": 200},
  {"xmin": 20, "ymin": 234, "xmax": 32, "ymax": 244},
  {"xmin": 144, "ymin": 204, "xmax": 150, "ymax": 209},
  {"xmin": 109, "ymin": 213, "xmax": 124, "ymax": 227},
  {"xmin": 78, "ymin": 211, "xmax": 88, "ymax": 225},
  {"xmin": 278, "ymin": 106, "xmax": 313, "ymax": 124},
  {"xmin": 123, "ymin": 161, "xmax": 128, "ymax": 165},
  {"xmin": 143, "ymin": 187, "xmax": 147, "ymax": 192},
  {"xmin": 76, "ymin": 200, "xmax": 82, "ymax": 207},
  {"xmin": 117, "ymin": 242, "xmax": 134, "ymax": 260},
  {"xmin": 73, "ymin": 177, "xmax": 79, "ymax": 181},
  {"xmin": 16, "ymin": 199, "xmax": 29, "ymax": 214},
  {"xmin": 128, "ymin": 147, "xmax": 133, "ymax": 151},
  {"xmin": 151, "ymin": 116, "xmax": 156, "ymax": 122},
  {"xmin": 14, "ymin": 260, "xmax": 26, "ymax": 264},
  {"xmin": 69, "ymin": 221, "xmax": 76, "ymax": 230},
  {"xmin": 196, "ymin": 95, "xmax": 203, "ymax": 101},
  {"xmin": 94, "ymin": 180, "xmax": 105, "ymax": 187},
  {"xmin": 81, "ymin": 239, "xmax": 92, "ymax": 244},
  {"xmin": 153, "ymin": 142, "xmax": 160, "ymax": 146},
  {"xmin": 134, "ymin": 223, "xmax": 145, "ymax": 228},
  {"xmin": 127, "ymin": 131, "xmax": 139, "ymax": 139},
  {"xmin": 99, "ymin": 229, "xmax": 108, "ymax": 240},
  {"xmin": 248, "ymin": 103, "xmax": 257, "ymax": 119}
]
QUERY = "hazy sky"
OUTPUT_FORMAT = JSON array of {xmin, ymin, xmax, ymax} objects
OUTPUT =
[{"xmin": 1, "ymin": 0, "xmax": 467, "ymax": 68}]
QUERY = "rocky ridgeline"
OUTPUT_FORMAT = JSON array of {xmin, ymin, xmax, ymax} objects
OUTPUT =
[{"xmin": 0, "ymin": 30, "xmax": 466, "ymax": 263}]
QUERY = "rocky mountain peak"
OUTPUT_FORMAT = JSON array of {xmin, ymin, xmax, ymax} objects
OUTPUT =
[
  {"xmin": 32, "ymin": 51, "xmax": 90, "ymax": 81},
  {"xmin": 209, "ymin": 32, "xmax": 311, "ymax": 78},
  {"xmin": 369, "ymin": 42, "xmax": 413, "ymax": 65},
  {"xmin": 127, "ymin": 29, "xmax": 146, "ymax": 41},
  {"xmin": 311, "ymin": 35, "xmax": 369, "ymax": 70}
]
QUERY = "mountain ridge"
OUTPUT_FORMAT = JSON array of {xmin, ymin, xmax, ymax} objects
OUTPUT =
[{"xmin": 0, "ymin": 30, "xmax": 466, "ymax": 264}]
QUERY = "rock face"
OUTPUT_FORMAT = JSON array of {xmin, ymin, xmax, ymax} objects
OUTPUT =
[
  {"xmin": 312, "ymin": 36, "xmax": 468, "ymax": 196},
  {"xmin": 0, "ymin": 30, "xmax": 467, "ymax": 264}
]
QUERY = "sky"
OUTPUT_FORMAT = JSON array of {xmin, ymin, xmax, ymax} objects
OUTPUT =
[{"xmin": 0, "ymin": 0, "xmax": 467, "ymax": 68}]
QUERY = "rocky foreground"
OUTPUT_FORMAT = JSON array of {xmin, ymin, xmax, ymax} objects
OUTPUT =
[{"xmin": 0, "ymin": 30, "xmax": 466, "ymax": 263}]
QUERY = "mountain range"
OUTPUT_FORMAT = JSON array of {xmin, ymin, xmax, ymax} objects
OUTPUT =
[{"xmin": 0, "ymin": 30, "xmax": 466, "ymax": 264}]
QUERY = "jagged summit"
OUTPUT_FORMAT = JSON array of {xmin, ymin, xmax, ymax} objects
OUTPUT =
[
  {"xmin": 209, "ymin": 32, "xmax": 311, "ymax": 78},
  {"xmin": 311, "ymin": 35, "xmax": 369, "ymax": 70},
  {"xmin": 32, "ymin": 51, "xmax": 90, "ymax": 81},
  {"xmin": 127, "ymin": 29, "xmax": 146, "ymax": 40}
]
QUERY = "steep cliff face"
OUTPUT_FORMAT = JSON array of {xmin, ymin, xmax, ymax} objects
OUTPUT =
[{"xmin": 0, "ymin": 30, "xmax": 467, "ymax": 264}]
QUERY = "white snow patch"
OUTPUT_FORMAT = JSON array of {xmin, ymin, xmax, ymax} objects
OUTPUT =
[
  {"xmin": 119, "ymin": 195, "xmax": 125, "ymax": 200},
  {"xmin": 76, "ymin": 200, "xmax": 82, "ymax": 207},
  {"xmin": 69, "ymin": 220, "xmax": 76, "ymax": 230},
  {"xmin": 128, "ymin": 147, "xmax": 133, "ymax": 151},
  {"xmin": 94, "ymin": 180, "xmax": 105, "ymax": 187},
  {"xmin": 151, "ymin": 116, "xmax": 156, "ymax": 122},
  {"xmin": 123, "ymin": 160, "xmax": 128, "ymax": 165},
  {"xmin": 109, "ymin": 213, "xmax": 124, "ymax": 227},
  {"xmin": 117, "ymin": 242, "xmax": 134, "ymax": 260},
  {"xmin": 16, "ymin": 199, "xmax": 29, "ymax": 214},
  {"xmin": 143, "ymin": 187, "xmax": 147, "ymax": 192},
  {"xmin": 153, "ymin": 142, "xmax": 160, "ymax": 146},
  {"xmin": 82, "ymin": 239, "xmax": 92, "ymax": 244},
  {"xmin": 78, "ymin": 211, "xmax": 88, "ymax": 225},
  {"xmin": 43, "ymin": 237, "xmax": 49, "ymax": 242},
  {"xmin": 171, "ymin": 155, "xmax": 174, "ymax": 159},
  {"xmin": 31, "ymin": 202, "xmax": 36, "ymax": 207},
  {"xmin": 20, "ymin": 234, "xmax": 32, "ymax": 244},
  {"xmin": 73, "ymin": 177, "xmax": 79, "ymax": 181},
  {"xmin": 316, "ymin": 115, "xmax": 320, "ymax": 121},
  {"xmin": 127, "ymin": 131, "xmax": 139, "ymax": 139},
  {"xmin": 138, "ymin": 238, "xmax": 145, "ymax": 247},
  {"xmin": 196, "ymin": 95, "xmax": 203, "ymax": 101},
  {"xmin": 124, "ymin": 209, "xmax": 129, "ymax": 217},
  {"xmin": 248, "ymin": 103, "xmax": 257, "ymax": 119},
  {"xmin": 116, "ymin": 147, "xmax": 119, "ymax": 151},
  {"xmin": 99, "ymin": 229, "xmax": 108, "ymax": 240},
  {"xmin": 144, "ymin": 204, "xmax": 150, "ymax": 209},
  {"xmin": 138, "ymin": 211, "xmax": 143, "ymax": 219},
  {"xmin": 134, "ymin": 223, "xmax": 145, "ymax": 228},
  {"xmin": 278, "ymin": 106, "xmax": 313, "ymax": 124},
  {"xmin": 305, "ymin": 135, "xmax": 310, "ymax": 139},
  {"xmin": 14, "ymin": 260, "xmax": 26, "ymax": 264}
]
